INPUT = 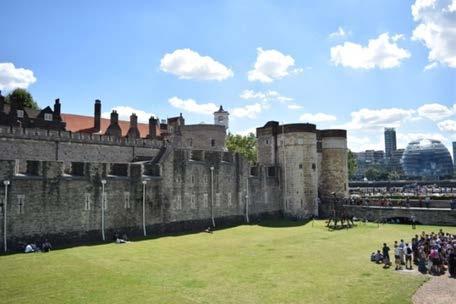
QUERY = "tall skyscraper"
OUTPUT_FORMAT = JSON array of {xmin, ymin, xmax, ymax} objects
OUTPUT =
[
  {"xmin": 452, "ymin": 141, "xmax": 456, "ymax": 170},
  {"xmin": 384, "ymin": 128, "xmax": 397, "ymax": 160}
]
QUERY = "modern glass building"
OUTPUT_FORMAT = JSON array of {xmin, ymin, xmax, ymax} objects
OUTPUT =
[
  {"xmin": 384, "ymin": 128, "xmax": 397, "ymax": 160},
  {"xmin": 402, "ymin": 139, "xmax": 453, "ymax": 179}
]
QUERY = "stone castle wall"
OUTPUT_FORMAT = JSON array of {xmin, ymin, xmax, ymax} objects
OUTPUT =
[
  {"xmin": 0, "ymin": 146, "xmax": 281, "ymax": 251},
  {"xmin": 0, "ymin": 125, "xmax": 162, "ymax": 163}
]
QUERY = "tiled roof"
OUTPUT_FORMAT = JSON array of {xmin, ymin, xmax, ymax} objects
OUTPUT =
[{"xmin": 61, "ymin": 113, "xmax": 151, "ymax": 138}]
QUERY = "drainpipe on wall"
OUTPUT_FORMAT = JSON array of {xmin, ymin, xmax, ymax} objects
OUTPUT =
[
  {"xmin": 210, "ymin": 166, "xmax": 215, "ymax": 227},
  {"xmin": 101, "ymin": 179, "xmax": 106, "ymax": 241},
  {"xmin": 245, "ymin": 176, "xmax": 250, "ymax": 223},
  {"xmin": 3, "ymin": 180, "xmax": 10, "ymax": 252},
  {"xmin": 142, "ymin": 180, "xmax": 147, "ymax": 236}
]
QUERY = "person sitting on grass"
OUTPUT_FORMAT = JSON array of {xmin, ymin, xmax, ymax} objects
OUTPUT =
[
  {"xmin": 41, "ymin": 240, "xmax": 52, "ymax": 253},
  {"xmin": 374, "ymin": 250, "xmax": 383, "ymax": 264},
  {"xmin": 24, "ymin": 243, "xmax": 34, "ymax": 253}
]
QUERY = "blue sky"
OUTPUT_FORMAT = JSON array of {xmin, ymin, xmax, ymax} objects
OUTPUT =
[{"xmin": 1, "ymin": 0, "xmax": 455, "ymax": 152}]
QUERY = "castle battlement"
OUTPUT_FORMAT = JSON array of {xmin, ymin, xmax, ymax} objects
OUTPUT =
[{"xmin": 0, "ymin": 125, "xmax": 163, "ymax": 149}]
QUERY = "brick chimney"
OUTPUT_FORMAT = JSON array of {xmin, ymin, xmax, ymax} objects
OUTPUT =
[
  {"xmin": 110, "ymin": 110, "xmax": 118, "ymax": 124},
  {"xmin": 53, "ymin": 98, "xmax": 61, "ymax": 121},
  {"xmin": 94, "ymin": 99, "xmax": 101, "ymax": 132},
  {"xmin": 148, "ymin": 116, "xmax": 159, "ymax": 138},
  {"xmin": 130, "ymin": 113, "xmax": 138, "ymax": 127}
]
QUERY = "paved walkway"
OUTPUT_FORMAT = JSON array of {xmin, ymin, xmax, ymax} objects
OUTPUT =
[{"xmin": 412, "ymin": 275, "xmax": 456, "ymax": 304}]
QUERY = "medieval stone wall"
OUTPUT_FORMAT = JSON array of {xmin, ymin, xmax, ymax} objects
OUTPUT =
[{"xmin": 0, "ymin": 147, "xmax": 281, "ymax": 251}]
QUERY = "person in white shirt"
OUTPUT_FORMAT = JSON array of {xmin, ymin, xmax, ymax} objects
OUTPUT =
[{"xmin": 24, "ymin": 244, "xmax": 34, "ymax": 253}]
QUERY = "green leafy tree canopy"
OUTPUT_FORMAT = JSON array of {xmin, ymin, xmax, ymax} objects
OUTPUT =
[
  {"xmin": 5, "ymin": 88, "xmax": 39, "ymax": 110},
  {"xmin": 347, "ymin": 150, "xmax": 357, "ymax": 179},
  {"xmin": 225, "ymin": 133, "xmax": 257, "ymax": 163}
]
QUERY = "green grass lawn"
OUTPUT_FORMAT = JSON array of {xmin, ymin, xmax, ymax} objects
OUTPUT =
[{"xmin": 1, "ymin": 220, "xmax": 455, "ymax": 304}]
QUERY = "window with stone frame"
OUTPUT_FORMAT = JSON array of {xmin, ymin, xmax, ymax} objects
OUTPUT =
[
  {"xmin": 26, "ymin": 161, "xmax": 40, "ymax": 176},
  {"xmin": 124, "ymin": 192, "xmax": 130, "ymax": 209},
  {"xmin": 109, "ymin": 163, "xmax": 128, "ymax": 176},
  {"xmin": 227, "ymin": 192, "xmax": 232, "ymax": 206},
  {"xmin": 202, "ymin": 193, "xmax": 208, "ymax": 208},
  {"xmin": 71, "ymin": 162, "xmax": 85, "ymax": 176},
  {"xmin": 175, "ymin": 195, "xmax": 182, "ymax": 210},
  {"xmin": 190, "ymin": 194, "xmax": 196, "ymax": 209},
  {"xmin": 44, "ymin": 113, "xmax": 53, "ymax": 121},
  {"xmin": 16, "ymin": 110, "xmax": 24, "ymax": 118},
  {"xmin": 215, "ymin": 193, "xmax": 221, "ymax": 207},
  {"xmin": 211, "ymin": 139, "xmax": 215, "ymax": 147},
  {"xmin": 84, "ymin": 193, "xmax": 91, "ymax": 211},
  {"xmin": 17, "ymin": 195, "xmax": 25, "ymax": 214}
]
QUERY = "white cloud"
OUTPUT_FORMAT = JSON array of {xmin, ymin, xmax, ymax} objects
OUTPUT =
[
  {"xmin": 168, "ymin": 96, "xmax": 218, "ymax": 115},
  {"xmin": 330, "ymin": 33, "xmax": 411, "ymax": 69},
  {"xmin": 0, "ymin": 63, "xmax": 37, "ymax": 91},
  {"xmin": 287, "ymin": 104, "xmax": 303, "ymax": 110},
  {"xmin": 160, "ymin": 48, "xmax": 233, "ymax": 81},
  {"xmin": 347, "ymin": 133, "xmax": 384, "ymax": 152},
  {"xmin": 240, "ymin": 89, "xmax": 293, "ymax": 102},
  {"xmin": 248, "ymin": 48, "xmax": 301, "ymax": 83},
  {"xmin": 233, "ymin": 127, "xmax": 257, "ymax": 136},
  {"xmin": 417, "ymin": 103, "xmax": 455, "ymax": 121},
  {"xmin": 240, "ymin": 89, "xmax": 300, "ymax": 109},
  {"xmin": 102, "ymin": 106, "xmax": 155, "ymax": 123},
  {"xmin": 411, "ymin": 0, "xmax": 456, "ymax": 68},
  {"xmin": 231, "ymin": 103, "xmax": 264, "ymax": 119},
  {"xmin": 299, "ymin": 112, "xmax": 337, "ymax": 123},
  {"xmin": 438, "ymin": 119, "xmax": 456, "ymax": 131},
  {"xmin": 329, "ymin": 27, "xmax": 348, "ymax": 39},
  {"xmin": 340, "ymin": 107, "xmax": 415, "ymax": 130}
]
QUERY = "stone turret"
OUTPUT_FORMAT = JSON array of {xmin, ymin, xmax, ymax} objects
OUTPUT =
[
  {"xmin": 126, "ymin": 113, "xmax": 140, "ymax": 139},
  {"xmin": 105, "ymin": 110, "xmax": 122, "ymax": 137},
  {"xmin": 318, "ymin": 129, "xmax": 348, "ymax": 203}
]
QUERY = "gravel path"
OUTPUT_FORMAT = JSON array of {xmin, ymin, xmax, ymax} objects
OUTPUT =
[{"xmin": 412, "ymin": 275, "xmax": 456, "ymax": 304}]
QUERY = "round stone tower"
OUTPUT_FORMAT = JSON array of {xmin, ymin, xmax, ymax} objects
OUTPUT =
[
  {"xmin": 318, "ymin": 129, "xmax": 348, "ymax": 203},
  {"xmin": 276, "ymin": 123, "xmax": 319, "ymax": 218}
]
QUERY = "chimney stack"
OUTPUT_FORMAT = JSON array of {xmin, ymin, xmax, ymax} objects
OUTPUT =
[
  {"xmin": 94, "ymin": 99, "xmax": 101, "ymax": 132},
  {"xmin": 130, "ymin": 113, "xmax": 138, "ymax": 127},
  {"xmin": 110, "ymin": 110, "xmax": 118, "ymax": 124},
  {"xmin": 53, "ymin": 98, "xmax": 61, "ymax": 120},
  {"xmin": 148, "ymin": 116, "xmax": 159, "ymax": 138}
]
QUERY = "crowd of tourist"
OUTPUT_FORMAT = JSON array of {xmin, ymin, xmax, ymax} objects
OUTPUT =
[
  {"xmin": 371, "ymin": 230, "xmax": 456, "ymax": 277},
  {"xmin": 24, "ymin": 239, "xmax": 52, "ymax": 253}
]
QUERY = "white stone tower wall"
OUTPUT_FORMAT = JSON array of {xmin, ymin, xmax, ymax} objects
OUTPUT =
[
  {"xmin": 319, "ymin": 136, "xmax": 348, "ymax": 200},
  {"xmin": 277, "ymin": 131, "xmax": 318, "ymax": 218}
]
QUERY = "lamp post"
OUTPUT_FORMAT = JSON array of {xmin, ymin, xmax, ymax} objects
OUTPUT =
[
  {"xmin": 142, "ymin": 180, "xmax": 147, "ymax": 236},
  {"xmin": 245, "ymin": 177, "xmax": 250, "ymax": 223},
  {"xmin": 3, "ymin": 180, "xmax": 10, "ymax": 253},
  {"xmin": 210, "ymin": 166, "xmax": 215, "ymax": 227},
  {"xmin": 101, "ymin": 179, "xmax": 106, "ymax": 241}
]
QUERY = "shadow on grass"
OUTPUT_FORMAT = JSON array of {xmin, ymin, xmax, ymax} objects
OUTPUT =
[{"xmin": 1, "ymin": 218, "xmax": 317, "ymax": 257}]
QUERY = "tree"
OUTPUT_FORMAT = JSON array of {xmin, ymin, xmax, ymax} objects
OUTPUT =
[
  {"xmin": 347, "ymin": 149, "xmax": 357, "ymax": 179},
  {"xmin": 225, "ymin": 133, "xmax": 257, "ymax": 163},
  {"xmin": 364, "ymin": 166, "xmax": 381, "ymax": 181},
  {"xmin": 5, "ymin": 88, "xmax": 39, "ymax": 110}
]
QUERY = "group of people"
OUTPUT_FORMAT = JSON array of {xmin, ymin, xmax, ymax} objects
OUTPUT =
[
  {"xmin": 24, "ymin": 239, "xmax": 52, "ymax": 253},
  {"xmin": 371, "ymin": 230, "xmax": 456, "ymax": 277}
]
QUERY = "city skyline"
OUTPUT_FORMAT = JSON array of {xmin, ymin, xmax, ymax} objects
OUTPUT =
[{"xmin": 1, "ymin": 0, "xmax": 455, "ymax": 152}]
